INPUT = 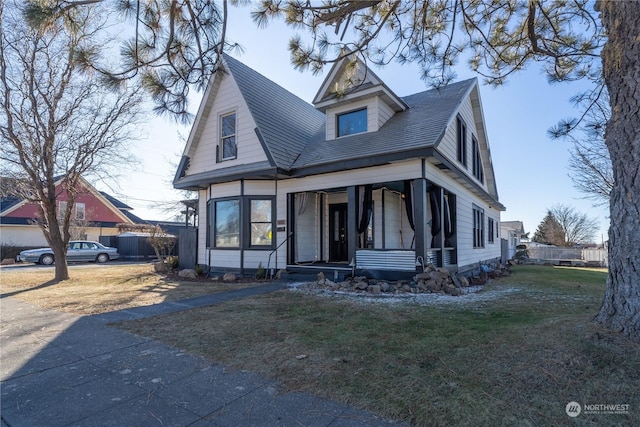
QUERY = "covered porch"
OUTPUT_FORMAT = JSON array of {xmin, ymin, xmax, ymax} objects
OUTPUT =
[{"xmin": 285, "ymin": 179, "xmax": 457, "ymax": 278}]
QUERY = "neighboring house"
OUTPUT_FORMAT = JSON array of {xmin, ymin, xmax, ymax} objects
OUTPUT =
[
  {"xmin": 0, "ymin": 176, "xmax": 144, "ymax": 247},
  {"xmin": 500, "ymin": 220, "xmax": 527, "ymax": 260},
  {"xmin": 173, "ymin": 54, "xmax": 505, "ymax": 278}
]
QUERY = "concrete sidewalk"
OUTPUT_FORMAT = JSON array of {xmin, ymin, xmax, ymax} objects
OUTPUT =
[{"xmin": 1, "ymin": 286, "xmax": 409, "ymax": 427}]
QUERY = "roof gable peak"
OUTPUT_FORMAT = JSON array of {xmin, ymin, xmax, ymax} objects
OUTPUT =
[{"xmin": 313, "ymin": 54, "xmax": 407, "ymax": 112}]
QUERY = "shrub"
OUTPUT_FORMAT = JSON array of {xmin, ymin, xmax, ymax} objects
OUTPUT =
[
  {"xmin": 1, "ymin": 243, "xmax": 24, "ymax": 261},
  {"xmin": 255, "ymin": 262, "xmax": 266, "ymax": 280},
  {"xmin": 166, "ymin": 256, "xmax": 179, "ymax": 270},
  {"xmin": 195, "ymin": 264, "xmax": 208, "ymax": 276}
]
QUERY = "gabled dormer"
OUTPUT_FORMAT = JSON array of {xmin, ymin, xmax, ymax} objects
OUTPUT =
[{"xmin": 313, "ymin": 55, "xmax": 408, "ymax": 141}]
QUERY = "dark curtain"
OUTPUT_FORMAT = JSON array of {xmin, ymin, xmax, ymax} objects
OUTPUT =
[
  {"xmin": 403, "ymin": 180, "xmax": 415, "ymax": 231},
  {"xmin": 429, "ymin": 187, "xmax": 441, "ymax": 248},
  {"xmin": 357, "ymin": 185, "xmax": 373, "ymax": 234}
]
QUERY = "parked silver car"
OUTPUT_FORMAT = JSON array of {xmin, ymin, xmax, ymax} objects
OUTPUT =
[{"xmin": 18, "ymin": 241, "xmax": 120, "ymax": 265}]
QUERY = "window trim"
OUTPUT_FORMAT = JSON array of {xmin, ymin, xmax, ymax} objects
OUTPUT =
[
  {"xmin": 472, "ymin": 135, "xmax": 484, "ymax": 183},
  {"xmin": 213, "ymin": 198, "xmax": 241, "ymax": 249},
  {"xmin": 456, "ymin": 116, "xmax": 467, "ymax": 167},
  {"xmin": 336, "ymin": 107, "xmax": 368, "ymax": 137},
  {"xmin": 219, "ymin": 111, "xmax": 237, "ymax": 161},
  {"xmin": 246, "ymin": 198, "xmax": 275, "ymax": 249},
  {"xmin": 473, "ymin": 205, "xmax": 485, "ymax": 248},
  {"xmin": 208, "ymin": 196, "xmax": 276, "ymax": 250},
  {"xmin": 488, "ymin": 217, "xmax": 495, "ymax": 244}
]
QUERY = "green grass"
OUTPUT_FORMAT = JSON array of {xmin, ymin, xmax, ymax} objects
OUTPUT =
[{"xmin": 118, "ymin": 266, "xmax": 639, "ymax": 426}]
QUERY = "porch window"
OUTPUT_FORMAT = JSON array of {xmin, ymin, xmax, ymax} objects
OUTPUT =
[
  {"xmin": 215, "ymin": 199, "xmax": 240, "ymax": 248},
  {"xmin": 473, "ymin": 206, "xmax": 485, "ymax": 248},
  {"xmin": 220, "ymin": 112, "xmax": 237, "ymax": 160},
  {"xmin": 249, "ymin": 199, "xmax": 273, "ymax": 247},
  {"xmin": 337, "ymin": 108, "xmax": 367, "ymax": 137},
  {"xmin": 457, "ymin": 116, "xmax": 467, "ymax": 167}
]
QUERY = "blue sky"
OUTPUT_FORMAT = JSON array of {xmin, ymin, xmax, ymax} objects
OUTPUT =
[{"xmin": 106, "ymin": 4, "xmax": 610, "ymax": 243}]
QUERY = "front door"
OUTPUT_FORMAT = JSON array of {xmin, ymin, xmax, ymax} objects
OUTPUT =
[{"xmin": 329, "ymin": 203, "xmax": 348, "ymax": 262}]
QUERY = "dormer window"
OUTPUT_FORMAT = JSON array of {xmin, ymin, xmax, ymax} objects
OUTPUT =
[
  {"xmin": 220, "ymin": 112, "xmax": 237, "ymax": 160},
  {"xmin": 337, "ymin": 108, "xmax": 367, "ymax": 137}
]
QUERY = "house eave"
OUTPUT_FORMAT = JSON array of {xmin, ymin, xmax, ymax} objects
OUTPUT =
[
  {"xmin": 290, "ymin": 147, "xmax": 437, "ymax": 178},
  {"xmin": 430, "ymin": 151, "xmax": 506, "ymax": 211},
  {"xmin": 173, "ymin": 162, "xmax": 284, "ymax": 190}
]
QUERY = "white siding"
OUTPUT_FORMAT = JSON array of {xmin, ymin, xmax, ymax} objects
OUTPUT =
[
  {"xmin": 244, "ymin": 181, "xmax": 276, "ymax": 196},
  {"xmin": 377, "ymin": 98, "xmax": 395, "ymax": 129},
  {"xmin": 185, "ymin": 72, "xmax": 268, "ymax": 176},
  {"xmin": 425, "ymin": 166, "xmax": 501, "ymax": 269},
  {"xmin": 437, "ymin": 95, "xmax": 490, "ymax": 194},
  {"xmin": 381, "ymin": 189, "xmax": 413, "ymax": 249},
  {"xmin": 208, "ymin": 249, "xmax": 241, "ymax": 269},
  {"xmin": 278, "ymin": 160, "xmax": 422, "ymax": 194},
  {"xmin": 209, "ymin": 182, "xmax": 241, "ymax": 198}
]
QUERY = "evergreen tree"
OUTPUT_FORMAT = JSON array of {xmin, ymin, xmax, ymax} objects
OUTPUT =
[{"xmin": 532, "ymin": 212, "xmax": 565, "ymax": 246}]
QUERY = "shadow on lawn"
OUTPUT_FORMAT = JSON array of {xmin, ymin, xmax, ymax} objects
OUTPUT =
[{"xmin": 0, "ymin": 279, "xmax": 58, "ymax": 299}]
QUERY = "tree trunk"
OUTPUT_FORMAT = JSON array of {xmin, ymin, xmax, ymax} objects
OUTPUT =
[
  {"xmin": 52, "ymin": 243, "xmax": 70, "ymax": 282},
  {"xmin": 43, "ymin": 205, "xmax": 70, "ymax": 282},
  {"xmin": 595, "ymin": 0, "xmax": 640, "ymax": 341}
]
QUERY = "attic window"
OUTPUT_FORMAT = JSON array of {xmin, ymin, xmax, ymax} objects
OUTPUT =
[
  {"xmin": 220, "ymin": 112, "xmax": 237, "ymax": 161},
  {"xmin": 472, "ymin": 135, "xmax": 484, "ymax": 183},
  {"xmin": 337, "ymin": 108, "xmax": 367, "ymax": 137},
  {"xmin": 456, "ymin": 117, "xmax": 467, "ymax": 167}
]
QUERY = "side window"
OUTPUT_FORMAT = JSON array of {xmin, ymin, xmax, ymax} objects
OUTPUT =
[
  {"xmin": 214, "ymin": 199, "xmax": 240, "ymax": 248},
  {"xmin": 208, "ymin": 197, "xmax": 276, "ymax": 249},
  {"xmin": 457, "ymin": 117, "xmax": 467, "ymax": 167},
  {"xmin": 220, "ymin": 112, "xmax": 237, "ymax": 161},
  {"xmin": 472, "ymin": 136, "xmax": 484, "ymax": 183},
  {"xmin": 488, "ymin": 218, "xmax": 495, "ymax": 243},
  {"xmin": 473, "ymin": 206, "xmax": 485, "ymax": 248},
  {"xmin": 249, "ymin": 199, "xmax": 273, "ymax": 247}
]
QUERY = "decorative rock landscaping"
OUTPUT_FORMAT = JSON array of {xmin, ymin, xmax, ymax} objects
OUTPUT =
[{"xmin": 308, "ymin": 263, "xmax": 510, "ymax": 297}]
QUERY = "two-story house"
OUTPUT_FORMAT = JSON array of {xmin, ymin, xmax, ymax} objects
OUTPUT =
[{"xmin": 174, "ymin": 54, "xmax": 505, "ymax": 278}]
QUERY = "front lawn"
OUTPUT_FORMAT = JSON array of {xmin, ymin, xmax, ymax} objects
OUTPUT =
[
  {"xmin": 0, "ymin": 263, "xmax": 262, "ymax": 315},
  {"xmin": 118, "ymin": 265, "xmax": 640, "ymax": 426}
]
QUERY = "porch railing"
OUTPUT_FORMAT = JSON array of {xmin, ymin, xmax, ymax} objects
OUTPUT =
[
  {"xmin": 355, "ymin": 249, "xmax": 416, "ymax": 272},
  {"xmin": 267, "ymin": 233, "xmax": 293, "ymax": 279}
]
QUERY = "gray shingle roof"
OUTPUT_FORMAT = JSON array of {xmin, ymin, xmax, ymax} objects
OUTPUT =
[
  {"xmin": 223, "ymin": 54, "xmax": 325, "ymax": 170},
  {"xmin": 225, "ymin": 53, "xmax": 475, "ymax": 172},
  {"xmin": 292, "ymin": 79, "xmax": 476, "ymax": 170}
]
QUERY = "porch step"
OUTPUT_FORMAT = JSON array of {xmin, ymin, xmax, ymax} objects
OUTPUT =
[{"xmin": 283, "ymin": 265, "xmax": 352, "ymax": 282}]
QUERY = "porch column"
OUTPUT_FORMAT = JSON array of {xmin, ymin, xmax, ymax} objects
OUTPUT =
[
  {"xmin": 347, "ymin": 185, "xmax": 358, "ymax": 264},
  {"xmin": 286, "ymin": 193, "xmax": 295, "ymax": 265},
  {"xmin": 413, "ymin": 178, "xmax": 428, "ymax": 264}
]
